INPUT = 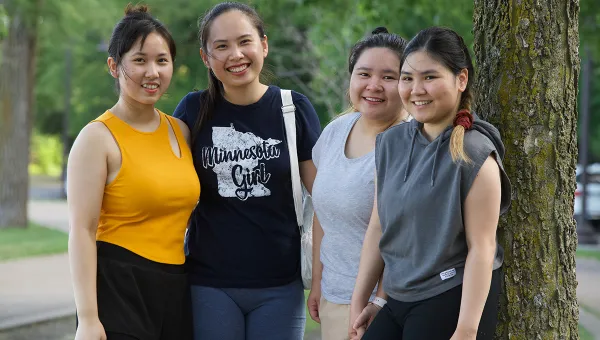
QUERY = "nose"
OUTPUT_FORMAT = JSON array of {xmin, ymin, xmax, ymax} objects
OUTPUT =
[
  {"xmin": 145, "ymin": 62, "xmax": 159, "ymax": 78},
  {"xmin": 366, "ymin": 77, "xmax": 383, "ymax": 92},
  {"xmin": 229, "ymin": 45, "xmax": 244, "ymax": 60},
  {"xmin": 411, "ymin": 78, "xmax": 426, "ymax": 95}
]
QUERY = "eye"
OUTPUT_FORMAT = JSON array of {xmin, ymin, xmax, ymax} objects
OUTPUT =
[
  {"xmin": 158, "ymin": 58, "xmax": 169, "ymax": 63},
  {"xmin": 240, "ymin": 39, "xmax": 251, "ymax": 44},
  {"xmin": 216, "ymin": 44, "xmax": 227, "ymax": 50},
  {"xmin": 401, "ymin": 76, "xmax": 412, "ymax": 81},
  {"xmin": 133, "ymin": 58, "xmax": 145, "ymax": 62},
  {"xmin": 383, "ymin": 76, "xmax": 397, "ymax": 80},
  {"xmin": 425, "ymin": 75, "xmax": 436, "ymax": 80},
  {"xmin": 358, "ymin": 73, "xmax": 369, "ymax": 77}
]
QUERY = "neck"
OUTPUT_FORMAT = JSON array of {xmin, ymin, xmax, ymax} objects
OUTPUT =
[
  {"xmin": 422, "ymin": 113, "xmax": 455, "ymax": 141},
  {"xmin": 223, "ymin": 79, "xmax": 269, "ymax": 106},
  {"xmin": 111, "ymin": 97, "xmax": 157, "ymax": 124},
  {"xmin": 358, "ymin": 109, "xmax": 410, "ymax": 138}
]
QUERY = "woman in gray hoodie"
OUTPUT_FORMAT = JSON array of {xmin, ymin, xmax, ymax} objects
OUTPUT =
[{"xmin": 349, "ymin": 27, "xmax": 512, "ymax": 340}]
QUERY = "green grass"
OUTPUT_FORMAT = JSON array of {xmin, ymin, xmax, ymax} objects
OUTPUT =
[
  {"xmin": 581, "ymin": 303, "xmax": 600, "ymax": 321},
  {"xmin": 304, "ymin": 290, "xmax": 320, "ymax": 333},
  {"xmin": 580, "ymin": 324, "xmax": 594, "ymax": 340},
  {"xmin": 577, "ymin": 248, "xmax": 600, "ymax": 262},
  {"xmin": 0, "ymin": 223, "xmax": 68, "ymax": 261}
]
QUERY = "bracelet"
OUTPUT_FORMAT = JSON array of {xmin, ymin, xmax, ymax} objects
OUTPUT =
[{"xmin": 370, "ymin": 297, "xmax": 387, "ymax": 308}]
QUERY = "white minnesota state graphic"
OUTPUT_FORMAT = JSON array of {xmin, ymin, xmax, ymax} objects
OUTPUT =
[{"xmin": 202, "ymin": 124, "xmax": 281, "ymax": 201}]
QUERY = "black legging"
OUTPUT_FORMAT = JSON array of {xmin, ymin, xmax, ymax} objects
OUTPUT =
[{"xmin": 363, "ymin": 268, "xmax": 502, "ymax": 340}]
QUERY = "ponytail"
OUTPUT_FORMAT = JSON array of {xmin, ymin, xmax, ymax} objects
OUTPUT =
[
  {"xmin": 449, "ymin": 91, "xmax": 473, "ymax": 164},
  {"xmin": 191, "ymin": 69, "xmax": 223, "ymax": 166}
]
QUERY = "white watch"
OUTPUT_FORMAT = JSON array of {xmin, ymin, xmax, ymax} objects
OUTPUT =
[{"xmin": 371, "ymin": 297, "xmax": 387, "ymax": 308}]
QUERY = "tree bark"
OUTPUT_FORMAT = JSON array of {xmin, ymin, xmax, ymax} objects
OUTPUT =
[
  {"xmin": 473, "ymin": 1, "xmax": 580, "ymax": 339},
  {"xmin": 0, "ymin": 4, "xmax": 37, "ymax": 228}
]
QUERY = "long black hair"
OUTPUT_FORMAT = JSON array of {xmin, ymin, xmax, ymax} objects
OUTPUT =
[{"xmin": 192, "ymin": 2, "xmax": 266, "ymax": 146}]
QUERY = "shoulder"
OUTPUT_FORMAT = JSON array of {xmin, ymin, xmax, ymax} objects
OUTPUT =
[
  {"xmin": 320, "ymin": 112, "xmax": 358, "ymax": 141},
  {"xmin": 71, "ymin": 121, "xmax": 113, "ymax": 156},
  {"xmin": 274, "ymin": 86, "xmax": 314, "ymax": 110},
  {"xmin": 175, "ymin": 90, "xmax": 204, "ymax": 121},
  {"xmin": 378, "ymin": 118, "xmax": 414, "ymax": 146},
  {"xmin": 463, "ymin": 129, "xmax": 496, "ymax": 162},
  {"xmin": 182, "ymin": 90, "xmax": 203, "ymax": 110}
]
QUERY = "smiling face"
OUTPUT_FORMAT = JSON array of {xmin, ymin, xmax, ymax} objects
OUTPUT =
[
  {"xmin": 349, "ymin": 47, "xmax": 403, "ymax": 121},
  {"xmin": 201, "ymin": 10, "xmax": 268, "ymax": 90},
  {"xmin": 398, "ymin": 50, "xmax": 467, "ymax": 126},
  {"xmin": 108, "ymin": 32, "xmax": 173, "ymax": 106}
]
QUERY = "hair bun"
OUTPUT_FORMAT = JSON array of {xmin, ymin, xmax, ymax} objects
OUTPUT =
[
  {"xmin": 372, "ymin": 26, "xmax": 389, "ymax": 35},
  {"xmin": 124, "ymin": 3, "xmax": 149, "ymax": 16}
]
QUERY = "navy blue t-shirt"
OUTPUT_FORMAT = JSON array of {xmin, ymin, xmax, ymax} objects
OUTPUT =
[{"xmin": 173, "ymin": 85, "xmax": 321, "ymax": 288}]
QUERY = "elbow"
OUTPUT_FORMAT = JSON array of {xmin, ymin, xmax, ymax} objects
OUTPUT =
[{"xmin": 467, "ymin": 240, "xmax": 497, "ymax": 264}]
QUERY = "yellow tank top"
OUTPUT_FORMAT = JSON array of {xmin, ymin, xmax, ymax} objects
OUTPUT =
[{"xmin": 93, "ymin": 110, "xmax": 200, "ymax": 264}]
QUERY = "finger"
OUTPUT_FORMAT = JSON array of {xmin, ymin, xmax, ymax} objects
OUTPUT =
[
  {"xmin": 353, "ymin": 312, "xmax": 367, "ymax": 329},
  {"xmin": 309, "ymin": 307, "xmax": 321, "ymax": 323},
  {"xmin": 357, "ymin": 326, "xmax": 366, "ymax": 339}
]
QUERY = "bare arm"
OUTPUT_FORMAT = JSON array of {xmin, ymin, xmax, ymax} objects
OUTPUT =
[
  {"xmin": 454, "ymin": 156, "xmax": 501, "ymax": 337},
  {"xmin": 67, "ymin": 123, "xmax": 109, "ymax": 322},
  {"xmin": 350, "ymin": 188, "xmax": 384, "ymax": 308}
]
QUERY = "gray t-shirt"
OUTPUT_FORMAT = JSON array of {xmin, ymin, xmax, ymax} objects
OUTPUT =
[
  {"xmin": 375, "ymin": 118, "xmax": 511, "ymax": 302},
  {"xmin": 312, "ymin": 112, "xmax": 409, "ymax": 304}
]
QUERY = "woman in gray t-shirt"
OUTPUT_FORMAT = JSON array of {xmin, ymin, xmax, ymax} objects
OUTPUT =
[{"xmin": 307, "ymin": 27, "xmax": 410, "ymax": 340}]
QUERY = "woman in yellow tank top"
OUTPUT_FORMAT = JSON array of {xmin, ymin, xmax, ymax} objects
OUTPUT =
[{"xmin": 67, "ymin": 5, "xmax": 199, "ymax": 340}]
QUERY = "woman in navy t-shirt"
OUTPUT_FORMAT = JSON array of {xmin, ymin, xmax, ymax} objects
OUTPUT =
[{"xmin": 173, "ymin": 3, "xmax": 321, "ymax": 340}]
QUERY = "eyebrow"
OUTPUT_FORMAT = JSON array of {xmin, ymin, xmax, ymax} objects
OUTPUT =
[
  {"xmin": 131, "ymin": 52, "xmax": 169, "ymax": 57},
  {"xmin": 212, "ymin": 34, "xmax": 253, "ymax": 44},
  {"xmin": 401, "ymin": 69, "xmax": 439, "ymax": 75},
  {"xmin": 355, "ymin": 67, "xmax": 399, "ymax": 74}
]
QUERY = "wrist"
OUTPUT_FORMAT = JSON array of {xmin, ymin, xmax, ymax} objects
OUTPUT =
[
  {"xmin": 370, "ymin": 297, "xmax": 387, "ymax": 309},
  {"xmin": 455, "ymin": 324, "xmax": 478, "ymax": 336},
  {"xmin": 77, "ymin": 312, "xmax": 99, "ymax": 322}
]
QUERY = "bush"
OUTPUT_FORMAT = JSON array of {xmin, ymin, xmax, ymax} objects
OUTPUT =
[{"xmin": 29, "ymin": 132, "xmax": 63, "ymax": 177}]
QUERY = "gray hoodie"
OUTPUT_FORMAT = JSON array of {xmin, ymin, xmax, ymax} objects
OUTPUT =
[{"xmin": 375, "ymin": 116, "xmax": 511, "ymax": 302}]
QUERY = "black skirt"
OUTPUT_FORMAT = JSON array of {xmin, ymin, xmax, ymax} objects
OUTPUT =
[{"xmin": 82, "ymin": 241, "xmax": 192, "ymax": 340}]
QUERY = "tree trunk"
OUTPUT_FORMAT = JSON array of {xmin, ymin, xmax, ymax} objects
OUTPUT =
[
  {"xmin": 0, "ymin": 6, "xmax": 37, "ymax": 228},
  {"xmin": 473, "ymin": 1, "xmax": 580, "ymax": 339}
]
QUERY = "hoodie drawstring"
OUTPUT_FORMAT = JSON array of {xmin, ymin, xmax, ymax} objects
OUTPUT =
[
  {"xmin": 431, "ymin": 136, "xmax": 443, "ymax": 187},
  {"xmin": 404, "ymin": 131, "xmax": 417, "ymax": 182}
]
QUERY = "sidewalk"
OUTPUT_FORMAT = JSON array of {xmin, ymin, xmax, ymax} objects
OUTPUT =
[
  {"xmin": 0, "ymin": 201, "xmax": 74, "ymax": 331},
  {"xmin": 576, "ymin": 257, "xmax": 600, "ymax": 338},
  {"xmin": 2, "ymin": 199, "xmax": 600, "ymax": 339}
]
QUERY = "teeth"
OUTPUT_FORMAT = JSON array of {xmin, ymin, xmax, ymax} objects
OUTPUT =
[
  {"xmin": 228, "ymin": 64, "xmax": 249, "ymax": 73},
  {"xmin": 143, "ymin": 84, "xmax": 158, "ymax": 89},
  {"xmin": 365, "ymin": 97, "xmax": 383, "ymax": 102},
  {"xmin": 414, "ymin": 101, "xmax": 432, "ymax": 106}
]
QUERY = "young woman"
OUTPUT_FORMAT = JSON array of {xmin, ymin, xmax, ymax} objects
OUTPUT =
[
  {"xmin": 68, "ymin": 4, "xmax": 199, "ymax": 340},
  {"xmin": 172, "ymin": 2, "xmax": 321, "ymax": 340},
  {"xmin": 307, "ymin": 27, "xmax": 409, "ymax": 340},
  {"xmin": 349, "ymin": 26, "xmax": 512, "ymax": 340}
]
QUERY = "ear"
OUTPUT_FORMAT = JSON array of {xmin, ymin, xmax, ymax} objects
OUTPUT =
[
  {"xmin": 107, "ymin": 57, "xmax": 118, "ymax": 78},
  {"xmin": 200, "ymin": 48, "xmax": 211, "ymax": 69},
  {"xmin": 457, "ymin": 68, "xmax": 468, "ymax": 92},
  {"xmin": 261, "ymin": 35, "xmax": 269, "ymax": 59}
]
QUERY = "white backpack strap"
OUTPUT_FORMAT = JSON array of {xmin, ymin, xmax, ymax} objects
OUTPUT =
[{"xmin": 281, "ymin": 89, "xmax": 304, "ymax": 226}]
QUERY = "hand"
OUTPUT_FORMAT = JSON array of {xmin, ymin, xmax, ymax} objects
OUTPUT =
[
  {"xmin": 307, "ymin": 287, "xmax": 321, "ymax": 323},
  {"xmin": 449, "ymin": 327, "xmax": 477, "ymax": 340},
  {"xmin": 348, "ymin": 300, "xmax": 369, "ymax": 340},
  {"xmin": 75, "ymin": 317, "xmax": 106, "ymax": 340},
  {"xmin": 354, "ymin": 303, "xmax": 381, "ymax": 329},
  {"xmin": 349, "ymin": 303, "xmax": 380, "ymax": 339}
]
